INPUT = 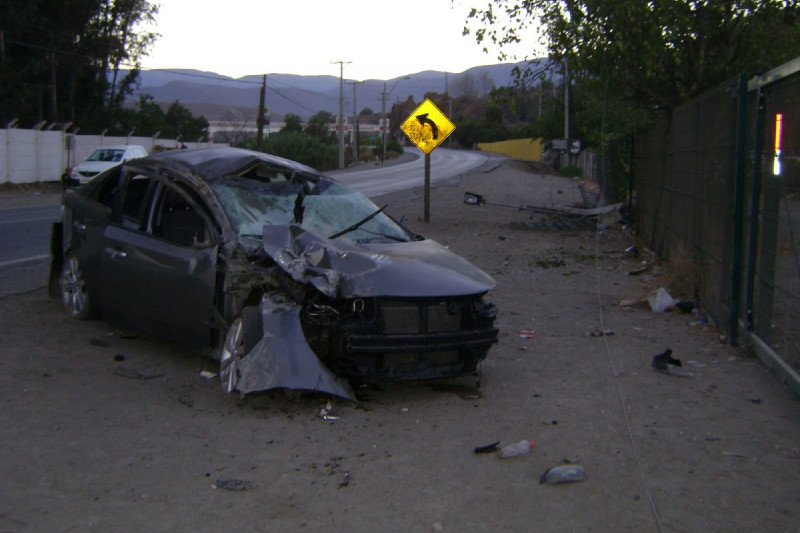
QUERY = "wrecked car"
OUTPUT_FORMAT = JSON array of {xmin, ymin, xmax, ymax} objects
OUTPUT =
[{"xmin": 50, "ymin": 147, "xmax": 498, "ymax": 401}]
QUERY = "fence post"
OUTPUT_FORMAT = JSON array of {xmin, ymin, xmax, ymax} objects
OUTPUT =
[{"xmin": 730, "ymin": 74, "xmax": 749, "ymax": 346}]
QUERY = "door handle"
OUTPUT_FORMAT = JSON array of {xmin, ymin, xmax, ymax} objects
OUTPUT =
[{"xmin": 104, "ymin": 247, "xmax": 127, "ymax": 259}]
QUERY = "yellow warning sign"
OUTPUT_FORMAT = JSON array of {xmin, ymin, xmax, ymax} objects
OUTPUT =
[{"xmin": 400, "ymin": 98, "xmax": 455, "ymax": 154}]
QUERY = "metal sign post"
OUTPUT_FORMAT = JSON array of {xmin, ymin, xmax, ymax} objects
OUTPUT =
[{"xmin": 401, "ymin": 98, "xmax": 455, "ymax": 223}]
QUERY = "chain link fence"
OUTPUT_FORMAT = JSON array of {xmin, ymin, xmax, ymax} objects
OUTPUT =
[{"xmin": 631, "ymin": 58, "xmax": 800, "ymax": 391}]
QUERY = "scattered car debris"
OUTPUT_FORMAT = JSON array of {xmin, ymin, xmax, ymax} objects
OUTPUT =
[
  {"xmin": 200, "ymin": 370, "xmax": 217, "ymax": 379},
  {"xmin": 516, "ymin": 330, "xmax": 536, "ymax": 339},
  {"xmin": 473, "ymin": 441, "xmax": 500, "ymax": 454},
  {"xmin": 540, "ymin": 464, "xmax": 587, "ymax": 484},
  {"xmin": 651, "ymin": 348, "xmax": 681, "ymax": 371},
  {"xmin": 497, "ymin": 440, "xmax": 534, "ymax": 458},
  {"xmin": 587, "ymin": 328, "xmax": 614, "ymax": 337},
  {"xmin": 463, "ymin": 191, "xmax": 623, "ymax": 218},
  {"xmin": 627, "ymin": 265, "xmax": 650, "ymax": 276},
  {"xmin": 213, "ymin": 479, "xmax": 253, "ymax": 491},
  {"xmin": 112, "ymin": 367, "xmax": 164, "ymax": 380},
  {"xmin": 319, "ymin": 401, "xmax": 339, "ymax": 420},
  {"xmin": 338, "ymin": 472, "xmax": 351, "ymax": 488},
  {"xmin": 651, "ymin": 348, "xmax": 693, "ymax": 377}
]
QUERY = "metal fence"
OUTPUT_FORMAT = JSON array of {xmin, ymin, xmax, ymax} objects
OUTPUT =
[{"xmin": 632, "ymin": 58, "xmax": 800, "ymax": 394}]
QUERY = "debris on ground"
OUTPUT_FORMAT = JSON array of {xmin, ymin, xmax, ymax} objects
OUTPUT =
[
  {"xmin": 648, "ymin": 288, "xmax": 676, "ymax": 313},
  {"xmin": 540, "ymin": 464, "xmax": 588, "ymax": 484},
  {"xmin": 497, "ymin": 440, "xmax": 534, "ymax": 458},
  {"xmin": 213, "ymin": 479, "xmax": 253, "ymax": 491},
  {"xmin": 473, "ymin": 441, "xmax": 500, "ymax": 454},
  {"xmin": 587, "ymin": 328, "xmax": 614, "ymax": 337},
  {"xmin": 112, "ymin": 367, "xmax": 164, "ymax": 380},
  {"xmin": 651, "ymin": 348, "xmax": 693, "ymax": 377}
]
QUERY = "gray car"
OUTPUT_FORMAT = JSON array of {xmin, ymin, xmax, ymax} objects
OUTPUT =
[{"xmin": 50, "ymin": 147, "xmax": 498, "ymax": 401}]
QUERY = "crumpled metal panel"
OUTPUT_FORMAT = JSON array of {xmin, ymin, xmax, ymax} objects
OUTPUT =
[
  {"xmin": 235, "ymin": 294, "xmax": 356, "ymax": 402},
  {"xmin": 261, "ymin": 224, "xmax": 496, "ymax": 298}
]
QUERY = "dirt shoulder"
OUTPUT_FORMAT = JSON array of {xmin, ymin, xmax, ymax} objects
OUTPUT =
[{"xmin": 1, "ymin": 159, "xmax": 797, "ymax": 532}]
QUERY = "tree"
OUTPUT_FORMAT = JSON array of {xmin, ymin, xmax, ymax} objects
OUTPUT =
[
  {"xmin": 0, "ymin": 0, "xmax": 158, "ymax": 128},
  {"xmin": 465, "ymin": 0, "xmax": 800, "ymax": 112},
  {"xmin": 163, "ymin": 101, "xmax": 208, "ymax": 141},
  {"xmin": 282, "ymin": 113, "xmax": 303, "ymax": 133},
  {"xmin": 305, "ymin": 110, "xmax": 335, "ymax": 141}
]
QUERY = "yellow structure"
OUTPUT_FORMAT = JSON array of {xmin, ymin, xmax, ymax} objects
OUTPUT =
[{"xmin": 476, "ymin": 138, "xmax": 543, "ymax": 161}]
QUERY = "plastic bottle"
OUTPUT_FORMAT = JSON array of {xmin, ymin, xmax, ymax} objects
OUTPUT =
[{"xmin": 497, "ymin": 440, "xmax": 534, "ymax": 458}]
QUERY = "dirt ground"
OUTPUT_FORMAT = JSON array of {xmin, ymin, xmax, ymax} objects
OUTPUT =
[{"xmin": 1, "ymin": 159, "xmax": 798, "ymax": 533}]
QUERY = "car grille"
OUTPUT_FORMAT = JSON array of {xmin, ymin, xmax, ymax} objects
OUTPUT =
[{"xmin": 337, "ymin": 297, "xmax": 498, "ymax": 380}]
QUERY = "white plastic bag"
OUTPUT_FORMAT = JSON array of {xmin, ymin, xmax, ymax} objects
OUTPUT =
[{"xmin": 648, "ymin": 288, "xmax": 675, "ymax": 313}]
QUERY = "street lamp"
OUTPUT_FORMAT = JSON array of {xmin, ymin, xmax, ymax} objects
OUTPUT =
[{"xmin": 381, "ymin": 76, "xmax": 410, "ymax": 163}]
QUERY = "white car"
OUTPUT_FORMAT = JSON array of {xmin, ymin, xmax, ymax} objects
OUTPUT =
[{"xmin": 66, "ymin": 145, "xmax": 148, "ymax": 186}]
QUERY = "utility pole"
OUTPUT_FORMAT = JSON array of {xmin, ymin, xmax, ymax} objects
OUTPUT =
[
  {"xmin": 257, "ymin": 74, "xmax": 266, "ymax": 152},
  {"xmin": 346, "ymin": 80, "xmax": 363, "ymax": 163},
  {"xmin": 332, "ymin": 60, "xmax": 351, "ymax": 169},
  {"xmin": 380, "ymin": 76, "xmax": 410, "ymax": 163}
]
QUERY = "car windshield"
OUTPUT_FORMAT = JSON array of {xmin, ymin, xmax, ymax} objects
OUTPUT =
[
  {"xmin": 212, "ymin": 176, "xmax": 412, "ymax": 245},
  {"xmin": 87, "ymin": 149, "xmax": 125, "ymax": 162}
]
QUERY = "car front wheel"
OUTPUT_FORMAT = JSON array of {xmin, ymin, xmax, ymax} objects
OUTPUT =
[
  {"xmin": 219, "ymin": 306, "xmax": 262, "ymax": 394},
  {"xmin": 60, "ymin": 253, "xmax": 95, "ymax": 319}
]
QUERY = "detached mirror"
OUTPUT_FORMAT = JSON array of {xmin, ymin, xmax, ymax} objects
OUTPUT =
[{"xmin": 463, "ymin": 192, "xmax": 484, "ymax": 206}]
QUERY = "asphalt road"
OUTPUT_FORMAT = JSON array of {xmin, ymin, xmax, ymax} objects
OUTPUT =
[{"xmin": 0, "ymin": 147, "xmax": 491, "ymax": 297}]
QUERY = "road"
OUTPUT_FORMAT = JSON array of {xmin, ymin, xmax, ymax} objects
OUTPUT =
[
  {"xmin": 0, "ymin": 148, "xmax": 491, "ymax": 296},
  {"xmin": 330, "ymin": 147, "xmax": 490, "ymax": 197}
]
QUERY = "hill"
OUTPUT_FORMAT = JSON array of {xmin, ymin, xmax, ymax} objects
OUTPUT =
[{"xmin": 127, "ymin": 61, "xmax": 549, "ymax": 121}]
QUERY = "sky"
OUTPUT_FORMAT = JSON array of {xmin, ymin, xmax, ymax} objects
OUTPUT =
[{"xmin": 140, "ymin": 0, "xmax": 541, "ymax": 80}]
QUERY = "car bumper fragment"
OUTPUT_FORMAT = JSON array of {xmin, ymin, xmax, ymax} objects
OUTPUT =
[{"xmin": 235, "ymin": 294, "xmax": 356, "ymax": 402}]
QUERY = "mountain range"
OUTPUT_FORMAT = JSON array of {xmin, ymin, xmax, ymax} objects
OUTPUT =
[{"xmin": 128, "ymin": 61, "xmax": 546, "ymax": 122}]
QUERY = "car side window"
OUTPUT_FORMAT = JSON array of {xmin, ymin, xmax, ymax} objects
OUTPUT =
[
  {"xmin": 153, "ymin": 186, "xmax": 211, "ymax": 248},
  {"xmin": 121, "ymin": 174, "xmax": 155, "ymax": 230}
]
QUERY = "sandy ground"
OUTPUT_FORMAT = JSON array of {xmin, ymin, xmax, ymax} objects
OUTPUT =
[{"xmin": 1, "ymin": 159, "xmax": 798, "ymax": 533}]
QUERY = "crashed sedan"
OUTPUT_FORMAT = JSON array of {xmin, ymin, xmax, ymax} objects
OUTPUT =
[{"xmin": 50, "ymin": 147, "xmax": 498, "ymax": 401}]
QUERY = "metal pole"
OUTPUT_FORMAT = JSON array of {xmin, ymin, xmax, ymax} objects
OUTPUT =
[
  {"xmin": 729, "ymin": 74, "xmax": 748, "ymax": 346},
  {"xmin": 332, "ymin": 61, "xmax": 350, "ymax": 169},
  {"xmin": 381, "ymin": 81, "xmax": 387, "ymax": 163},
  {"xmin": 424, "ymin": 153, "xmax": 431, "ymax": 223},
  {"xmin": 257, "ymin": 74, "xmax": 266, "ymax": 152},
  {"xmin": 745, "ymin": 88, "xmax": 765, "ymax": 331},
  {"xmin": 339, "ymin": 65, "xmax": 345, "ymax": 169},
  {"xmin": 349, "ymin": 81, "xmax": 358, "ymax": 162}
]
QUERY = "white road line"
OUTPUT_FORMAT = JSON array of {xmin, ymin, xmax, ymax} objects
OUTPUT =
[{"xmin": 0, "ymin": 255, "xmax": 50, "ymax": 268}]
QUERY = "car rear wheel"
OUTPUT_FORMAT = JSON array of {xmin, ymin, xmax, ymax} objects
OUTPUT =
[
  {"xmin": 219, "ymin": 306, "xmax": 262, "ymax": 394},
  {"xmin": 60, "ymin": 253, "xmax": 95, "ymax": 319}
]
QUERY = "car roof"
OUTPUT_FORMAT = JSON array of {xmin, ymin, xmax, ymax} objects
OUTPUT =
[
  {"xmin": 137, "ymin": 146, "xmax": 323, "ymax": 183},
  {"xmin": 91, "ymin": 144, "xmax": 145, "ymax": 151}
]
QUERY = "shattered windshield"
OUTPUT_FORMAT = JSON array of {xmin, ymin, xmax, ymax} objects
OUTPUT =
[{"xmin": 213, "ymin": 176, "xmax": 411, "ymax": 245}]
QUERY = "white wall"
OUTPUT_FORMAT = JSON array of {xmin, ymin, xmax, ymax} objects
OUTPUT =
[{"xmin": 0, "ymin": 128, "xmax": 223, "ymax": 184}]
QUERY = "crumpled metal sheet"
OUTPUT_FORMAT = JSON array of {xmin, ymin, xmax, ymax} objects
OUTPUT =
[
  {"xmin": 235, "ymin": 294, "xmax": 356, "ymax": 402},
  {"xmin": 261, "ymin": 224, "xmax": 496, "ymax": 298}
]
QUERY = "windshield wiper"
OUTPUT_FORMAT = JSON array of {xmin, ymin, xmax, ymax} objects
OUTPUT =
[{"xmin": 329, "ymin": 204, "xmax": 388, "ymax": 240}]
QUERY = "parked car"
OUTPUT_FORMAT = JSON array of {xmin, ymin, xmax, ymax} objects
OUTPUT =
[
  {"xmin": 64, "ymin": 144, "xmax": 148, "ymax": 186},
  {"xmin": 49, "ymin": 147, "xmax": 498, "ymax": 401}
]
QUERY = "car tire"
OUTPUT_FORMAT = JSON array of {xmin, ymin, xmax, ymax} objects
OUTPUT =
[
  {"xmin": 219, "ymin": 306, "xmax": 262, "ymax": 394},
  {"xmin": 60, "ymin": 253, "xmax": 96, "ymax": 319}
]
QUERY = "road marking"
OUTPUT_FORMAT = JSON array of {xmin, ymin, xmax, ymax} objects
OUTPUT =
[{"xmin": 0, "ymin": 255, "xmax": 50, "ymax": 268}]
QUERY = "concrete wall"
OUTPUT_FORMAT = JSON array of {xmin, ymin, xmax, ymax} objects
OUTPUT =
[
  {"xmin": 476, "ymin": 138, "xmax": 543, "ymax": 161},
  {"xmin": 1, "ymin": 128, "xmax": 222, "ymax": 184}
]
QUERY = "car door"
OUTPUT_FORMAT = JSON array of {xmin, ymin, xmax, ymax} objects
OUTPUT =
[{"xmin": 98, "ymin": 171, "xmax": 219, "ymax": 348}]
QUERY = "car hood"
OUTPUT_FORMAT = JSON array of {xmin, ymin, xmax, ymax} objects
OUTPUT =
[
  {"xmin": 74, "ymin": 161, "xmax": 119, "ymax": 173},
  {"xmin": 261, "ymin": 224, "xmax": 495, "ymax": 298}
]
